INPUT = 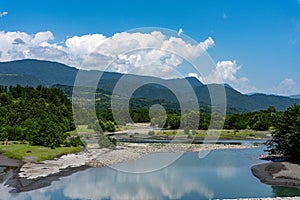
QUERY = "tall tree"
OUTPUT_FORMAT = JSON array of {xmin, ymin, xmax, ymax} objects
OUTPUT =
[{"xmin": 267, "ymin": 104, "xmax": 300, "ymax": 163}]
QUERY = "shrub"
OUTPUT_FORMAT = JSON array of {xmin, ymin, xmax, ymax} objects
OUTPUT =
[
  {"xmin": 148, "ymin": 131, "xmax": 155, "ymax": 136},
  {"xmin": 267, "ymin": 104, "xmax": 300, "ymax": 163},
  {"xmin": 69, "ymin": 136, "xmax": 84, "ymax": 147}
]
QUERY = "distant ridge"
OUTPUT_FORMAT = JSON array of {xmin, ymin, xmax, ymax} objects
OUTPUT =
[
  {"xmin": 1, "ymin": 59, "xmax": 300, "ymax": 113},
  {"xmin": 289, "ymin": 94, "xmax": 300, "ymax": 99},
  {"xmin": 0, "ymin": 74, "xmax": 44, "ymax": 86}
]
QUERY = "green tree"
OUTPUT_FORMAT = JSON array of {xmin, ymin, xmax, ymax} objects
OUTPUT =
[
  {"xmin": 224, "ymin": 114, "xmax": 247, "ymax": 130},
  {"xmin": 267, "ymin": 104, "xmax": 300, "ymax": 163},
  {"xmin": 165, "ymin": 114, "xmax": 180, "ymax": 129}
]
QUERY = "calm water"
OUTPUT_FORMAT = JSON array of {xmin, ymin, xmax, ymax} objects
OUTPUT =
[{"xmin": 1, "ymin": 143, "xmax": 300, "ymax": 200}]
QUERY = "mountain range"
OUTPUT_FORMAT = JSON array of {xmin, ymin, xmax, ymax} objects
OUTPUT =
[{"xmin": 0, "ymin": 59, "xmax": 300, "ymax": 113}]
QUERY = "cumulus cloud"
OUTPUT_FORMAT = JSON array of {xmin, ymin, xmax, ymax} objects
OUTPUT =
[
  {"xmin": 0, "ymin": 30, "xmax": 68, "ymax": 64},
  {"xmin": 0, "ymin": 30, "xmax": 215, "ymax": 78},
  {"xmin": 266, "ymin": 78, "xmax": 299, "ymax": 95},
  {"xmin": 199, "ymin": 60, "xmax": 240, "ymax": 83},
  {"xmin": 232, "ymin": 77, "xmax": 257, "ymax": 94},
  {"xmin": 216, "ymin": 60, "xmax": 240, "ymax": 81},
  {"xmin": 0, "ymin": 29, "xmax": 261, "ymax": 94},
  {"xmin": 196, "ymin": 60, "xmax": 257, "ymax": 94},
  {"xmin": 279, "ymin": 78, "xmax": 295, "ymax": 88},
  {"xmin": 65, "ymin": 34, "xmax": 106, "ymax": 56},
  {"xmin": 0, "ymin": 11, "xmax": 8, "ymax": 18},
  {"xmin": 188, "ymin": 73, "xmax": 200, "ymax": 80}
]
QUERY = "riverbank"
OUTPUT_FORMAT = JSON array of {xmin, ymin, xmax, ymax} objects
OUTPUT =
[
  {"xmin": 3, "ymin": 142, "xmax": 257, "ymax": 193},
  {"xmin": 0, "ymin": 155, "xmax": 23, "ymax": 167},
  {"xmin": 251, "ymin": 162, "xmax": 300, "ymax": 188}
]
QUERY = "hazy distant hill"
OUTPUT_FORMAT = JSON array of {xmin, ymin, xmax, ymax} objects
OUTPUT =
[
  {"xmin": 0, "ymin": 59, "xmax": 78, "ymax": 86},
  {"xmin": 1, "ymin": 59, "xmax": 300, "ymax": 113},
  {"xmin": 0, "ymin": 74, "xmax": 44, "ymax": 87},
  {"xmin": 289, "ymin": 94, "xmax": 300, "ymax": 99}
]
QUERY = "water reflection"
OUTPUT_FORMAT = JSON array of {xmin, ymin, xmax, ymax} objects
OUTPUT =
[
  {"xmin": 1, "ymin": 147, "xmax": 300, "ymax": 200},
  {"xmin": 62, "ymin": 167, "xmax": 214, "ymax": 200},
  {"xmin": 0, "ymin": 167, "xmax": 14, "ymax": 184},
  {"xmin": 272, "ymin": 186, "xmax": 300, "ymax": 197},
  {"xmin": 216, "ymin": 166, "xmax": 236, "ymax": 179}
]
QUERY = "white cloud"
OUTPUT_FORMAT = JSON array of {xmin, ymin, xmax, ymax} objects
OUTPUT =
[
  {"xmin": 188, "ymin": 73, "xmax": 200, "ymax": 79},
  {"xmin": 178, "ymin": 28, "xmax": 183, "ymax": 36},
  {"xmin": 62, "ymin": 166, "xmax": 214, "ymax": 200},
  {"xmin": 0, "ymin": 30, "xmax": 260, "ymax": 94},
  {"xmin": 266, "ymin": 78, "xmax": 299, "ymax": 95},
  {"xmin": 0, "ymin": 11, "xmax": 8, "ymax": 18},
  {"xmin": 33, "ymin": 31, "xmax": 54, "ymax": 44},
  {"xmin": 197, "ymin": 60, "xmax": 257, "ymax": 94},
  {"xmin": 0, "ymin": 30, "xmax": 68, "ymax": 64},
  {"xmin": 200, "ymin": 60, "xmax": 240, "ymax": 84},
  {"xmin": 216, "ymin": 166, "xmax": 236, "ymax": 179},
  {"xmin": 216, "ymin": 60, "xmax": 240, "ymax": 81},
  {"xmin": 231, "ymin": 77, "xmax": 257, "ymax": 94},
  {"xmin": 0, "ymin": 30, "xmax": 215, "ymax": 78},
  {"xmin": 280, "ymin": 78, "xmax": 295, "ymax": 88},
  {"xmin": 65, "ymin": 34, "xmax": 107, "ymax": 56}
]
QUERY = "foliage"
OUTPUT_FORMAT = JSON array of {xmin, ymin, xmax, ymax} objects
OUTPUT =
[
  {"xmin": 266, "ymin": 104, "xmax": 300, "ymax": 163},
  {"xmin": 92, "ymin": 119, "xmax": 118, "ymax": 133},
  {"xmin": 148, "ymin": 130, "xmax": 155, "ymax": 136},
  {"xmin": 98, "ymin": 135, "xmax": 116, "ymax": 149},
  {"xmin": 0, "ymin": 85, "xmax": 76, "ymax": 148},
  {"xmin": 224, "ymin": 106, "xmax": 278, "ymax": 131},
  {"xmin": 0, "ymin": 142, "xmax": 81, "ymax": 161},
  {"xmin": 69, "ymin": 136, "xmax": 84, "ymax": 147}
]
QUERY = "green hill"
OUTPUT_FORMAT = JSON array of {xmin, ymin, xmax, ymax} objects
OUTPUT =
[{"xmin": 1, "ymin": 59, "xmax": 300, "ymax": 113}]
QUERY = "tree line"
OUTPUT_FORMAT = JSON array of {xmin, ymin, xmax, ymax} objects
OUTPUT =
[
  {"xmin": 2, "ymin": 85, "xmax": 299, "ymax": 162},
  {"xmin": 0, "ymin": 85, "xmax": 77, "ymax": 148},
  {"xmin": 82, "ymin": 105, "xmax": 280, "ymax": 132}
]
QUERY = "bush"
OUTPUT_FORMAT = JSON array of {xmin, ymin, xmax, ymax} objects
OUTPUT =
[
  {"xmin": 148, "ymin": 131, "xmax": 155, "ymax": 136},
  {"xmin": 64, "ymin": 141, "xmax": 71, "ymax": 147},
  {"xmin": 267, "ymin": 104, "xmax": 300, "ymax": 163},
  {"xmin": 69, "ymin": 136, "xmax": 84, "ymax": 147}
]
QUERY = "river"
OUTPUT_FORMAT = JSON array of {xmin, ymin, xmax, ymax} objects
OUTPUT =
[{"xmin": 1, "ymin": 142, "xmax": 300, "ymax": 199}]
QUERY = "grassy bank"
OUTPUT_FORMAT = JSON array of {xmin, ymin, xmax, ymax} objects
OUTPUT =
[
  {"xmin": 149, "ymin": 129, "xmax": 270, "ymax": 140},
  {"xmin": 0, "ymin": 142, "xmax": 81, "ymax": 162}
]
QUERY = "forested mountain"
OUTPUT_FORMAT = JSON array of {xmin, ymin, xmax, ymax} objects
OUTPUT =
[
  {"xmin": 0, "ymin": 74, "xmax": 43, "ymax": 87},
  {"xmin": 0, "ymin": 85, "xmax": 76, "ymax": 148},
  {"xmin": 1, "ymin": 59, "xmax": 300, "ymax": 113}
]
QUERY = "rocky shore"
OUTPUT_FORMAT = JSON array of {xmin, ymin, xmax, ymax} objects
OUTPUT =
[
  {"xmin": 251, "ymin": 162, "xmax": 300, "ymax": 188},
  {"xmin": 3, "ymin": 142, "xmax": 256, "ymax": 193}
]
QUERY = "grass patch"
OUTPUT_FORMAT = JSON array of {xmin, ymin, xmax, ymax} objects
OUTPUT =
[
  {"xmin": 67, "ymin": 125, "xmax": 95, "ymax": 136},
  {"xmin": 0, "ymin": 142, "xmax": 81, "ymax": 161},
  {"xmin": 153, "ymin": 129, "xmax": 269, "ymax": 139}
]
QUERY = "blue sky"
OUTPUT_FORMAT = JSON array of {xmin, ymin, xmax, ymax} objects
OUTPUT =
[{"xmin": 0, "ymin": 0, "xmax": 300, "ymax": 95}]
